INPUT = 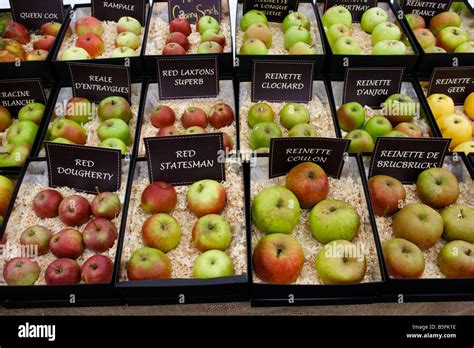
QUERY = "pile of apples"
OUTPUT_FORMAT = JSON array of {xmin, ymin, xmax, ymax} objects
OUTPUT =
[
  {"xmin": 0, "ymin": 19, "xmax": 65, "ymax": 62},
  {"xmin": 239, "ymin": 10, "xmax": 316, "ymax": 55},
  {"xmin": 60, "ymin": 15, "xmax": 141, "ymax": 60},
  {"xmin": 127, "ymin": 179, "xmax": 234, "ymax": 280},
  {"xmin": 0, "ymin": 175, "xmax": 14, "ymax": 226},
  {"xmin": 426, "ymin": 92, "xmax": 473, "ymax": 152},
  {"xmin": 0, "ymin": 101, "xmax": 46, "ymax": 167},
  {"xmin": 369, "ymin": 167, "xmax": 474, "ymax": 279},
  {"xmin": 252, "ymin": 162, "xmax": 366, "ymax": 285},
  {"xmin": 246, "ymin": 102, "xmax": 317, "ymax": 152},
  {"xmin": 2, "ymin": 188, "xmax": 120, "ymax": 286},
  {"xmin": 47, "ymin": 95, "xmax": 133, "ymax": 154},
  {"xmin": 163, "ymin": 16, "xmax": 226, "ymax": 55},
  {"xmin": 406, "ymin": 9, "xmax": 474, "ymax": 53},
  {"xmin": 149, "ymin": 103, "xmax": 234, "ymax": 151},
  {"xmin": 338, "ymin": 93, "xmax": 422, "ymax": 153},
  {"xmin": 323, "ymin": 6, "xmax": 408, "ymax": 55}
]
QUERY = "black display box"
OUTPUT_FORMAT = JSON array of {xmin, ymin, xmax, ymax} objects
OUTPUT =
[
  {"xmin": 247, "ymin": 155, "xmax": 385, "ymax": 306},
  {"xmin": 0, "ymin": 5, "xmax": 70, "ymax": 83},
  {"xmin": 0, "ymin": 157, "xmax": 132, "ymax": 307},
  {"xmin": 115, "ymin": 158, "xmax": 250, "ymax": 305},
  {"xmin": 142, "ymin": 0, "xmax": 234, "ymax": 77},
  {"xmin": 361, "ymin": 153, "xmax": 474, "ymax": 302},
  {"xmin": 51, "ymin": 3, "xmax": 149, "ymax": 82},
  {"xmin": 316, "ymin": 0, "xmax": 420, "ymax": 77},
  {"xmin": 235, "ymin": 0, "xmax": 326, "ymax": 79},
  {"xmin": 394, "ymin": 0, "xmax": 474, "ymax": 78}
]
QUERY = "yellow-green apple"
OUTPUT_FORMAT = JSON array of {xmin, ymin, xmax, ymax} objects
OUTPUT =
[
  {"xmin": 83, "ymin": 217, "xmax": 118, "ymax": 252},
  {"xmin": 162, "ymin": 42, "xmax": 186, "ymax": 55},
  {"xmin": 197, "ymin": 15, "xmax": 219, "ymax": 34},
  {"xmin": 385, "ymin": 130, "xmax": 409, "ymax": 137},
  {"xmin": 289, "ymin": 42, "xmax": 317, "ymax": 54},
  {"xmin": 181, "ymin": 107, "xmax": 208, "ymax": 128},
  {"xmin": 169, "ymin": 18, "xmax": 192, "ymax": 37},
  {"xmin": 249, "ymin": 122, "xmax": 282, "ymax": 149},
  {"xmin": 33, "ymin": 188, "xmax": 63, "ymax": 218},
  {"xmin": 241, "ymin": 10, "xmax": 267, "ymax": 31},
  {"xmin": 441, "ymin": 204, "xmax": 474, "ymax": 243},
  {"xmin": 279, "ymin": 103, "xmax": 310, "ymax": 129},
  {"xmin": 372, "ymin": 22, "xmax": 402, "ymax": 45},
  {"xmin": 91, "ymin": 192, "xmax": 121, "ymax": 219},
  {"xmin": 455, "ymin": 41, "xmax": 474, "ymax": 52},
  {"xmin": 99, "ymin": 138, "xmax": 128, "ymax": 153},
  {"xmin": 49, "ymin": 228, "xmax": 85, "ymax": 258},
  {"xmin": 247, "ymin": 102, "xmax": 275, "ymax": 128},
  {"xmin": 33, "ymin": 35, "xmax": 55, "ymax": 51},
  {"xmin": 165, "ymin": 31, "xmax": 190, "ymax": 51},
  {"xmin": 326, "ymin": 23, "xmax": 351, "ymax": 48},
  {"xmin": 425, "ymin": 46, "xmax": 447, "ymax": 53},
  {"xmin": 252, "ymin": 233, "xmax": 304, "ymax": 284},
  {"xmin": 0, "ymin": 143, "xmax": 31, "ymax": 167},
  {"xmin": 52, "ymin": 137, "xmax": 74, "ymax": 144},
  {"xmin": 437, "ymin": 114, "xmax": 472, "ymax": 149},
  {"xmin": 127, "ymin": 246, "xmax": 172, "ymax": 280},
  {"xmin": 6, "ymin": 120, "xmax": 38, "ymax": 145},
  {"xmin": 18, "ymin": 102, "xmax": 45, "ymax": 125},
  {"xmin": 284, "ymin": 26, "xmax": 311, "ymax": 50},
  {"xmin": 111, "ymin": 47, "xmax": 137, "ymax": 57},
  {"xmin": 75, "ymin": 16, "xmax": 104, "ymax": 36},
  {"xmin": 45, "ymin": 258, "xmax": 81, "ymax": 285},
  {"xmin": 429, "ymin": 11, "xmax": 461, "ymax": 35},
  {"xmin": 453, "ymin": 140, "xmax": 474, "ymax": 154},
  {"xmin": 192, "ymin": 214, "xmax": 232, "ymax": 251},
  {"xmin": 3, "ymin": 22, "xmax": 30, "ymax": 44},
  {"xmin": 282, "ymin": 11, "xmax": 310, "ymax": 32},
  {"xmin": 315, "ymin": 240, "xmax": 366, "ymax": 284},
  {"xmin": 436, "ymin": 27, "xmax": 469, "ymax": 52},
  {"xmin": 0, "ymin": 105, "xmax": 12, "ymax": 131},
  {"xmin": 285, "ymin": 162, "xmax": 329, "ymax": 209},
  {"xmin": 252, "ymin": 186, "xmax": 300, "ymax": 234},
  {"xmin": 363, "ymin": 115, "xmax": 392, "ymax": 140},
  {"xmin": 50, "ymin": 119, "xmax": 87, "ymax": 144},
  {"xmin": 244, "ymin": 23, "xmax": 272, "ymax": 48},
  {"xmin": 382, "ymin": 238, "xmax": 425, "ymax": 278},
  {"xmin": 98, "ymin": 118, "xmax": 131, "ymax": 145},
  {"xmin": 309, "ymin": 199, "xmax": 360, "ymax": 243},
  {"xmin": 141, "ymin": 181, "xmax": 177, "ymax": 214},
  {"xmin": 41, "ymin": 21, "xmax": 71, "ymax": 37},
  {"xmin": 25, "ymin": 49, "xmax": 48, "ymax": 61},
  {"xmin": 115, "ymin": 31, "xmax": 140, "ymax": 49},
  {"xmin": 332, "ymin": 36, "xmax": 361, "ymax": 54},
  {"xmin": 426, "ymin": 93, "xmax": 454, "ymax": 119},
  {"xmin": 157, "ymin": 125, "xmax": 180, "ymax": 136},
  {"xmin": 81, "ymin": 255, "xmax": 113, "ymax": 284},
  {"xmin": 322, "ymin": 6, "xmax": 352, "ymax": 28},
  {"xmin": 416, "ymin": 167, "xmax": 460, "ymax": 208},
  {"xmin": 187, "ymin": 179, "xmax": 226, "ymax": 217},
  {"xmin": 201, "ymin": 29, "xmax": 226, "ymax": 46},
  {"xmin": 117, "ymin": 16, "xmax": 142, "ymax": 35},
  {"xmin": 0, "ymin": 39, "xmax": 26, "ymax": 60},
  {"xmin": 438, "ymin": 240, "xmax": 474, "ymax": 278},
  {"xmin": 289, "ymin": 123, "xmax": 317, "ymax": 137},
  {"xmin": 239, "ymin": 38, "xmax": 268, "ymax": 55},
  {"xmin": 405, "ymin": 13, "xmax": 425, "ymax": 30},
  {"xmin": 60, "ymin": 46, "xmax": 91, "ymax": 60},
  {"xmin": 193, "ymin": 250, "xmax": 233, "ymax": 278},
  {"xmin": 361, "ymin": 7, "xmax": 388, "ymax": 33},
  {"xmin": 185, "ymin": 126, "xmax": 206, "ymax": 134},
  {"xmin": 97, "ymin": 96, "xmax": 132, "ymax": 123},
  {"xmin": 197, "ymin": 41, "xmax": 223, "ymax": 53},
  {"xmin": 3, "ymin": 257, "xmax": 40, "ymax": 285},
  {"xmin": 394, "ymin": 122, "xmax": 422, "ymax": 137},
  {"xmin": 58, "ymin": 195, "xmax": 91, "ymax": 227},
  {"xmin": 65, "ymin": 97, "xmax": 94, "ymax": 124},
  {"xmin": 372, "ymin": 40, "xmax": 407, "ymax": 55},
  {"xmin": 0, "ymin": 50, "xmax": 18, "ymax": 62},
  {"xmin": 413, "ymin": 28, "xmax": 436, "ymax": 49},
  {"xmin": 346, "ymin": 129, "xmax": 375, "ymax": 153},
  {"xmin": 392, "ymin": 203, "xmax": 443, "ymax": 249},
  {"xmin": 142, "ymin": 213, "xmax": 181, "ymax": 252},
  {"xmin": 0, "ymin": 175, "xmax": 14, "ymax": 216},
  {"xmin": 208, "ymin": 103, "xmax": 234, "ymax": 128},
  {"xmin": 337, "ymin": 101, "xmax": 365, "ymax": 131},
  {"xmin": 76, "ymin": 33, "xmax": 104, "ymax": 57},
  {"xmin": 20, "ymin": 225, "xmax": 52, "ymax": 255},
  {"xmin": 368, "ymin": 175, "xmax": 405, "ymax": 216}
]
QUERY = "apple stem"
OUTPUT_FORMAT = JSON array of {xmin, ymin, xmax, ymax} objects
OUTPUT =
[{"xmin": 95, "ymin": 186, "xmax": 101, "ymax": 196}]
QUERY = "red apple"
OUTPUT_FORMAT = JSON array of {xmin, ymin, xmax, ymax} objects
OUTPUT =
[
  {"xmin": 41, "ymin": 21, "xmax": 71, "ymax": 37},
  {"xmin": 285, "ymin": 162, "xmax": 329, "ymax": 209},
  {"xmin": 45, "ymin": 258, "xmax": 81, "ymax": 285},
  {"xmin": 165, "ymin": 32, "xmax": 190, "ymax": 51},
  {"xmin": 75, "ymin": 16, "xmax": 104, "ymax": 37},
  {"xmin": 141, "ymin": 182, "xmax": 177, "ymax": 214},
  {"xmin": 207, "ymin": 103, "xmax": 234, "ymax": 129},
  {"xmin": 3, "ymin": 22, "xmax": 30, "ymax": 44},
  {"xmin": 33, "ymin": 35, "xmax": 55, "ymax": 51},
  {"xmin": 169, "ymin": 18, "xmax": 192, "ymax": 37},
  {"xmin": 82, "ymin": 218, "xmax": 118, "ymax": 253},
  {"xmin": 3, "ymin": 257, "xmax": 40, "ymax": 285},
  {"xmin": 58, "ymin": 195, "xmax": 91, "ymax": 226},
  {"xmin": 91, "ymin": 192, "xmax": 121, "ymax": 219},
  {"xmin": 162, "ymin": 42, "xmax": 186, "ymax": 55},
  {"xmin": 222, "ymin": 132, "xmax": 233, "ymax": 152},
  {"xmin": 150, "ymin": 105, "xmax": 176, "ymax": 128},
  {"xmin": 157, "ymin": 126, "xmax": 180, "ymax": 136},
  {"xmin": 181, "ymin": 107, "xmax": 208, "ymax": 128},
  {"xmin": 25, "ymin": 49, "xmax": 48, "ymax": 61},
  {"xmin": 76, "ymin": 33, "xmax": 104, "ymax": 58},
  {"xmin": 81, "ymin": 255, "xmax": 114, "ymax": 284},
  {"xmin": 368, "ymin": 175, "xmax": 406, "ymax": 216},
  {"xmin": 32, "ymin": 189, "xmax": 64, "ymax": 218},
  {"xmin": 19, "ymin": 225, "xmax": 52, "ymax": 255},
  {"xmin": 127, "ymin": 246, "xmax": 172, "ymax": 280},
  {"xmin": 49, "ymin": 228, "xmax": 85, "ymax": 259}
]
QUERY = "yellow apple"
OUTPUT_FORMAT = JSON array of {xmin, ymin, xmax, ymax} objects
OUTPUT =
[
  {"xmin": 464, "ymin": 92, "xmax": 474, "ymax": 120},
  {"xmin": 0, "ymin": 175, "xmax": 14, "ymax": 216},
  {"xmin": 427, "ymin": 94, "xmax": 455, "ymax": 119},
  {"xmin": 453, "ymin": 140, "xmax": 474, "ymax": 154},
  {"xmin": 437, "ymin": 114, "xmax": 472, "ymax": 149}
]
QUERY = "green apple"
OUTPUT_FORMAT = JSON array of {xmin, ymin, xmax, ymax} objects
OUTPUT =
[
  {"xmin": 252, "ymin": 186, "xmax": 300, "ymax": 234},
  {"xmin": 6, "ymin": 120, "xmax": 38, "ymax": 145},
  {"xmin": 363, "ymin": 115, "xmax": 392, "ymax": 140},
  {"xmin": 192, "ymin": 214, "xmax": 232, "ymax": 251},
  {"xmin": 52, "ymin": 137, "xmax": 74, "ymax": 144},
  {"xmin": 383, "ymin": 93, "xmax": 417, "ymax": 124},
  {"xmin": 65, "ymin": 97, "xmax": 94, "ymax": 124},
  {"xmin": 197, "ymin": 15, "xmax": 219, "ymax": 35},
  {"xmin": 98, "ymin": 118, "xmax": 131, "ymax": 145},
  {"xmin": 115, "ymin": 31, "xmax": 140, "ymax": 50},
  {"xmin": 371, "ymin": 22, "xmax": 402, "ymax": 45},
  {"xmin": 284, "ymin": 26, "xmax": 311, "ymax": 50},
  {"xmin": 18, "ymin": 102, "xmax": 45, "ymax": 125},
  {"xmin": 309, "ymin": 199, "xmax": 360, "ymax": 243},
  {"xmin": 385, "ymin": 130, "xmax": 408, "ymax": 137},
  {"xmin": 326, "ymin": 23, "xmax": 351, "ymax": 47},
  {"xmin": 438, "ymin": 240, "xmax": 474, "ymax": 278},
  {"xmin": 282, "ymin": 12, "xmax": 311, "ymax": 33},
  {"xmin": 247, "ymin": 102, "xmax": 275, "ymax": 128},
  {"xmin": 361, "ymin": 7, "xmax": 388, "ymax": 33},
  {"xmin": 436, "ymin": 27, "xmax": 469, "ymax": 52},
  {"xmin": 97, "ymin": 96, "xmax": 132, "ymax": 123},
  {"xmin": 322, "ymin": 6, "xmax": 352, "ymax": 28},
  {"xmin": 249, "ymin": 122, "xmax": 282, "ymax": 149},
  {"xmin": 185, "ymin": 126, "xmax": 206, "ymax": 134},
  {"xmin": 117, "ymin": 16, "xmax": 142, "ymax": 35},
  {"xmin": 345, "ymin": 129, "xmax": 375, "ymax": 153},
  {"xmin": 240, "ymin": 10, "xmax": 267, "ymax": 31},
  {"xmin": 0, "ymin": 143, "xmax": 31, "ymax": 167},
  {"xmin": 454, "ymin": 41, "xmax": 474, "ymax": 53},
  {"xmin": 288, "ymin": 123, "xmax": 317, "ymax": 137},
  {"xmin": 111, "ymin": 47, "xmax": 137, "ymax": 57},
  {"xmin": 372, "ymin": 40, "xmax": 407, "ymax": 55},
  {"xmin": 50, "ymin": 119, "xmax": 87, "ymax": 144},
  {"xmin": 239, "ymin": 38, "xmax": 268, "ymax": 55},
  {"xmin": 279, "ymin": 103, "xmax": 310, "ymax": 129},
  {"xmin": 441, "ymin": 204, "xmax": 474, "ymax": 243},
  {"xmin": 337, "ymin": 102, "xmax": 365, "ymax": 131},
  {"xmin": 382, "ymin": 238, "xmax": 425, "ymax": 278},
  {"xmin": 289, "ymin": 42, "xmax": 317, "ymax": 54},
  {"xmin": 99, "ymin": 138, "xmax": 128, "ymax": 154},
  {"xmin": 332, "ymin": 36, "xmax": 361, "ymax": 54},
  {"xmin": 60, "ymin": 46, "xmax": 91, "ymax": 60},
  {"xmin": 193, "ymin": 250, "xmax": 234, "ymax": 279}
]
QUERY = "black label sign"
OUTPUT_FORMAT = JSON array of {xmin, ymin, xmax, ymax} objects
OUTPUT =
[
  {"xmin": 45, "ymin": 143, "xmax": 122, "ymax": 194},
  {"xmin": 368, "ymin": 137, "xmax": 450, "ymax": 184},
  {"xmin": 324, "ymin": 0, "xmax": 377, "ymax": 22},
  {"xmin": 0, "ymin": 79, "xmax": 47, "ymax": 116},
  {"xmin": 343, "ymin": 68, "xmax": 404, "ymax": 108},
  {"xmin": 400, "ymin": 0, "xmax": 452, "ymax": 21},
  {"xmin": 91, "ymin": 0, "xmax": 146, "ymax": 25},
  {"xmin": 243, "ymin": 0, "xmax": 299, "ymax": 22},
  {"xmin": 69, "ymin": 63, "xmax": 131, "ymax": 103},
  {"xmin": 144, "ymin": 133, "xmax": 225, "ymax": 185},
  {"xmin": 156, "ymin": 57, "xmax": 219, "ymax": 100},
  {"xmin": 428, "ymin": 67, "xmax": 474, "ymax": 106},
  {"xmin": 168, "ymin": 0, "xmax": 221, "ymax": 24},
  {"xmin": 10, "ymin": 0, "xmax": 64, "ymax": 29},
  {"xmin": 269, "ymin": 137, "xmax": 350, "ymax": 178},
  {"xmin": 252, "ymin": 61, "xmax": 314, "ymax": 103}
]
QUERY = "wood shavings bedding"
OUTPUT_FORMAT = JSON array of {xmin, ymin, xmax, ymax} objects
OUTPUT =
[
  {"xmin": 145, "ymin": 1, "xmax": 232, "ymax": 55},
  {"xmin": 119, "ymin": 161, "xmax": 247, "ymax": 281},
  {"xmin": 137, "ymin": 80, "xmax": 236, "ymax": 157},
  {"xmin": 0, "ymin": 160, "xmax": 130, "ymax": 286},
  {"xmin": 239, "ymin": 81, "xmax": 336, "ymax": 152},
  {"xmin": 250, "ymin": 157, "xmax": 382, "ymax": 285}
]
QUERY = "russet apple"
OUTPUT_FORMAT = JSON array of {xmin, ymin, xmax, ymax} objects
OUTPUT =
[
  {"xmin": 81, "ymin": 255, "xmax": 114, "ymax": 284},
  {"xmin": 50, "ymin": 119, "xmax": 87, "ymax": 144},
  {"xmin": 65, "ymin": 97, "xmax": 93, "ymax": 124},
  {"xmin": 76, "ymin": 33, "xmax": 104, "ymax": 58},
  {"xmin": 58, "ymin": 195, "xmax": 91, "ymax": 227},
  {"xmin": 288, "ymin": 123, "xmax": 317, "ymax": 137},
  {"xmin": 83, "ymin": 218, "xmax": 118, "ymax": 252},
  {"xmin": 197, "ymin": 41, "xmax": 223, "ymax": 54},
  {"xmin": 337, "ymin": 102, "xmax": 365, "ymax": 131},
  {"xmin": 247, "ymin": 102, "xmax": 275, "ymax": 128},
  {"xmin": 413, "ymin": 28, "xmax": 436, "ymax": 49},
  {"xmin": 169, "ymin": 18, "xmax": 192, "ymax": 37},
  {"xmin": 437, "ymin": 114, "xmax": 472, "ymax": 149},
  {"xmin": 417, "ymin": 167, "xmax": 460, "ymax": 209},
  {"xmin": 394, "ymin": 122, "xmax": 423, "ymax": 137},
  {"xmin": 239, "ymin": 38, "xmax": 268, "ymax": 55},
  {"xmin": 75, "ymin": 16, "xmax": 104, "ymax": 36},
  {"xmin": 181, "ymin": 107, "xmax": 208, "ymax": 128},
  {"xmin": 192, "ymin": 214, "xmax": 232, "ymax": 251},
  {"xmin": 438, "ymin": 240, "xmax": 474, "ymax": 278},
  {"xmin": 187, "ymin": 179, "xmax": 226, "ymax": 217},
  {"xmin": 97, "ymin": 96, "xmax": 132, "ymax": 123},
  {"xmin": 285, "ymin": 162, "xmax": 329, "ymax": 209},
  {"xmin": 208, "ymin": 103, "xmax": 234, "ymax": 128},
  {"xmin": 368, "ymin": 175, "xmax": 406, "ymax": 216},
  {"xmin": 33, "ymin": 188, "xmax": 63, "ymax": 218},
  {"xmin": 249, "ymin": 122, "xmax": 282, "ymax": 149},
  {"xmin": 426, "ymin": 93, "xmax": 454, "ymax": 119},
  {"xmin": 429, "ymin": 11, "xmax": 461, "ymax": 35},
  {"xmin": 279, "ymin": 103, "xmax": 310, "ymax": 129},
  {"xmin": 49, "ymin": 228, "xmax": 85, "ymax": 259},
  {"xmin": 91, "ymin": 192, "xmax": 121, "ymax": 219},
  {"xmin": 142, "ymin": 213, "xmax": 181, "ymax": 252},
  {"xmin": 193, "ymin": 250, "xmax": 233, "ymax": 278},
  {"xmin": 45, "ymin": 258, "xmax": 81, "ymax": 285},
  {"xmin": 165, "ymin": 31, "xmax": 189, "ymax": 51},
  {"xmin": 18, "ymin": 102, "xmax": 45, "ymax": 125},
  {"xmin": 345, "ymin": 129, "xmax": 375, "ymax": 153},
  {"xmin": 33, "ymin": 35, "xmax": 55, "ymax": 51},
  {"xmin": 3, "ymin": 257, "xmax": 40, "ymax": 285},
  {"xmin": 3, "ymin": 22, "xmax": 30, "ymax": 44},
  {"xmin": 322, "ymin": 6, "xmax": 352, "ymax": 28},
  {"xmin": 141, "ymin": 181, "xmax": 177, "ymax": 214},
  {"xmin": 240, "ymin": 10, "xmax": 268, "ymax": 31},
  {"xmin": 243, "ymin": 23, "xmax": 272, "ymax": 48},
  {"xmin": 382, "ymin": 238, "xmax": 425, "ymax": 278},
  {"xmin": 436, "ymin": 27, "xmax": 469, "ymax": 52},
  {"xmin": 20, "ymin": 225, "xmax": 52, "ymax": 256},
  {"xmin": 441, "ymin": 204, "xmax": 474, "ymax": 243},
  {"xmin": 117, "ymin": 16, "xmax": 142, "ymax": 35},
  {"xmin": 127, "ymin": 246, "xmax": 172, "ymax": 280}
]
